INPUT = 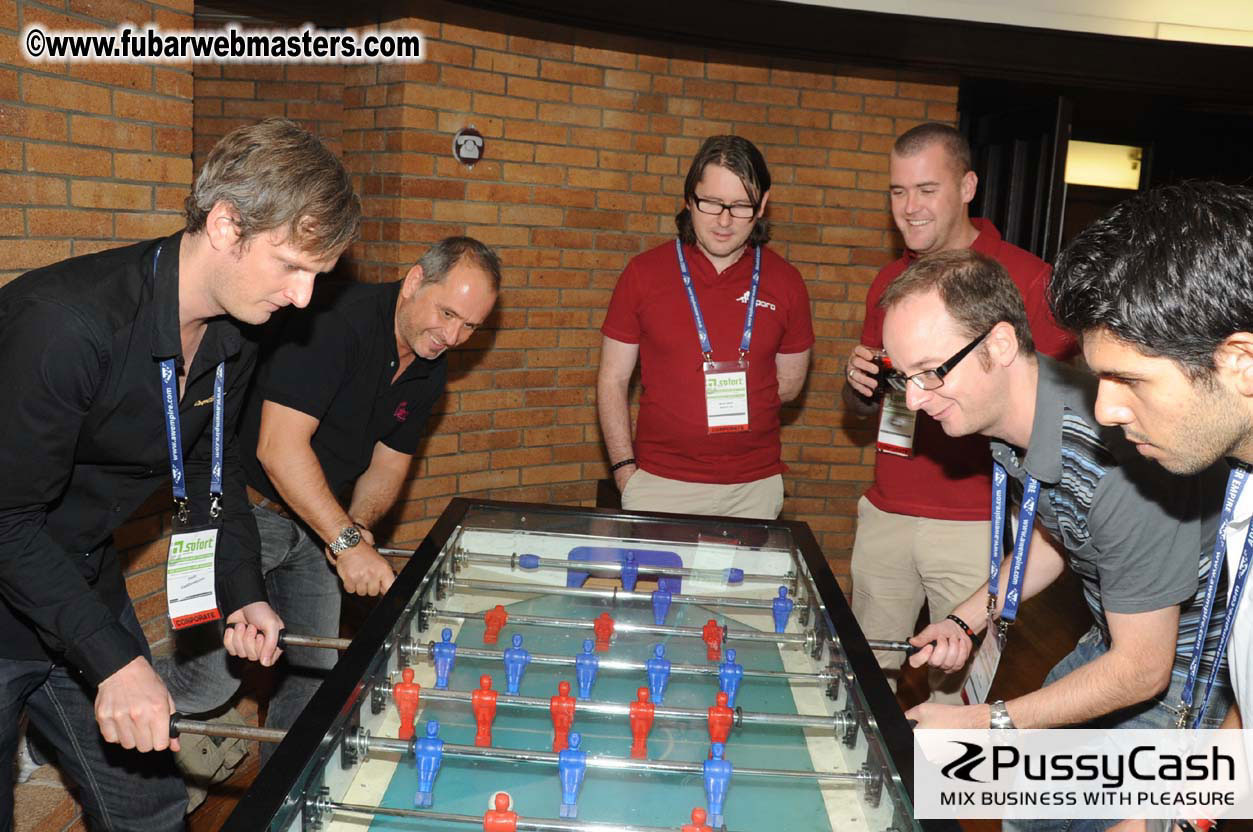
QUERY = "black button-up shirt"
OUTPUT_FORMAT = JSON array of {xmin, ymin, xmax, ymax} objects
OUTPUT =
[
  {"xmin": 0, "ymin": 233, "xmax": 265, "ymax": 685},
  {"xmin": 240, "ymin": 280, "xmax": 447, "ymax": 504}
]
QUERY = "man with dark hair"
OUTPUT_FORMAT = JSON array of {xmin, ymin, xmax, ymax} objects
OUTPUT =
[
  {"xmin": 843, "ymin": 122, "xmax": 1076, "ymax": 702},
  {"xmin": 0, "ymin": 117, "xmax": 359, "ymax": 829},
  {"xmin": 597, "ymin": 135, "xmax": 813, "ymax": 519},
  {"xmin": 879, "ymin": 250, "xmax": 1230, "ymax": 754},
  {"xmin": 159, "ymin": 236, "xmax": 499, "ymax": 764},
  {"xmin": 1050, "ymin": 181, "xmax": 1253, "ymax": 813}
]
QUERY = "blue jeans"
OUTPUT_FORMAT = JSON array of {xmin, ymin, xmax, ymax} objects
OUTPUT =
[
  {"xmin": 1004, "ymin": 626, "xmax": 1234, "ymax": 832},
  {"xmin": 0, "ymin": 603, "xmax": 186, "ymax": 831},
  {"xmin": 156, "ymin": 505, "xmax": 340, "ymax": 766}
]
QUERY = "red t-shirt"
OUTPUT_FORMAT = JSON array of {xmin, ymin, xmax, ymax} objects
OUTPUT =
[
  {"xmin": 602, "ymin": 241, "xmax": 815, "ymax": 484},
  {"xmin": 859, "ymin": 219, "xmax": 1077, "ymax": 520}
]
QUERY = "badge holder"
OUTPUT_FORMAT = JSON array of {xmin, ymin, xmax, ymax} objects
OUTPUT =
[
  {"xmin": 704, "ymin": 353, "xmax": 750, "ymax": 435},
  {"xmin": 167, "ymin": 496, "xmax": 224, "ymax": 629},
  {"xmin": 875, "ymin": 387, "xmax": 917, "ymax": 457},
  {"xmin": 960, "ymin": 597, "xmax": 1005, "ymax": 706}
]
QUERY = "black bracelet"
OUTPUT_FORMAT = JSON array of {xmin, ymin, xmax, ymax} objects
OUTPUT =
[
  {"xmin": 610, "ymin": 458, "xmax": 637, "ymax": 472},
  {"xmin": 946, "ymin": 613, "xmax": 982, "ymax": 648}
]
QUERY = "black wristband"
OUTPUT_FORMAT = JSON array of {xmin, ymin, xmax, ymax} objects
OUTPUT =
[
  {"xmin": 946, "ymin": 613, "xmax": 982, "ymax": 648},
  {"xmin": 610, "ymin": 458, "xmax": 637, "ymax": 472}
]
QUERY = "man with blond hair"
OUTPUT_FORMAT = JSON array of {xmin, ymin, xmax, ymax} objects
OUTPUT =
[{"xmin": 0, "ymin": 117, "xmax": 359, "ymax": 829}]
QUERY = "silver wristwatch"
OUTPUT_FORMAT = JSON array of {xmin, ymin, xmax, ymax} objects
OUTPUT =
[
  {"xmin": 989, "ymin": 699, "xmax": 1015, "ymax": 729},
  {"xmin": 328, "ymin": 524, "xmax": 362, "ymax": 556}
]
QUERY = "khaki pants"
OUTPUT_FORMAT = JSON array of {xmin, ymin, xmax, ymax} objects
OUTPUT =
[
  {"xmin": 621, "ymin": 469, "xmax": 784, "ymax": 520},
  {"xmin": 850, "ymin": 496, "xmax": 989, "ymax": 704}
]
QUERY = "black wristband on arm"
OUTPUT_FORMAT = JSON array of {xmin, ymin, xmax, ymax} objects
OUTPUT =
[
  {"xmin": 610, "ymin": 458, "xmax": 636, "ymax": 472},
  {"xmin": 946, "ymin": 613, "xmax": 982, "ymax": 649}
]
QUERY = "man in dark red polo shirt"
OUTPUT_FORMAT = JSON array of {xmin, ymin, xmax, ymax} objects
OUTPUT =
[
  {"xmin": 843, "ymin": 123, "xmax": 1076, "ymax": 701},
  {"xmin": 597, "ymin": 135, "xmax": 814, "ymax": 519}
]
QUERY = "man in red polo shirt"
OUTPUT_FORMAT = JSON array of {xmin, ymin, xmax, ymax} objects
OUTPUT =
[
  {"xmin": 844, "ymin": 123, "xmax": 1076, "ymax": 700},
  {"xmin": 598, "ymin": 135, "xmax": 814, "ymax": 519}
]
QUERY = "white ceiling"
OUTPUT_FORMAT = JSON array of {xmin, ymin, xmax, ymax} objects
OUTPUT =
[{"xmin": 783, "ymin": 0, "xmax": 1253, "ymax": 47}]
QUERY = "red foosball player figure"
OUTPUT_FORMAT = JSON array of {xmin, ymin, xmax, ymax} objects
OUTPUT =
[
  {"xmin": 701, "ymin": 619, "xmax": 723, "ymax": 661},
  {"xmin": 472, "ymin": 674, "xmax": 498, "ymax": 747},
  {"xmin": 628, "ymin": 686, "xmax": 654, "ymax": 759},
  {"xmin": 392, "ymin": 667, "xmax": 421, "ymax": 740},
  {"xmin": 593, "ymin": 612, "xmax": 614, "ymax": 652},
  {"xmin": 483, "ymin": 605, "xmax": 508, "ymax": 644},
  {"xmin": 707, "ymin": 691, "xmax": 733, "ymax": 757},
  {"xmin": 483, "ymin": 792, "xmax": 517, "ymax": 832},
  {"xmin": 550, "ymin": 680, "xmax": 576, "ymax": 752},
  {"xmin": 681, "ymin": 807, "xmax": 713, "ymax": 832}
]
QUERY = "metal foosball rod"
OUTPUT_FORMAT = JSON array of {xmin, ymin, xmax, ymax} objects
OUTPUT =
[
  {"xmin": 375, "ymin": 681, "xmax": 846, "ymax": 730},
  {"xmin": 311, "ymin": 797, "xmax": 731, "ymax": 832},
  {"xmin": 277, "ymin": 629, "xmax": 918, "ymax": 661},
  {"xmin": 357, "ymin": 734, "xmax": 868, "ymax": 784},
  {"xmin": 277, "ymin": 631, "xmax": 351, "ymax": 651},
  {"xmin": 265, "ymin": 631, "xmax": 835, "ymax": 685},
  {"xmin": 442, "ymin": 643, "xmax": 829, "ymax": 683},
  {"xmin": 434, "ymin": 608, "xmax": 807, "ymax": 647},
  {"xmin": 446, "ymin": 548, "xmax": 794, "ymax": 589},
  {"xmin": 865, "ymin": 639, "xmax": 927, "ymax": 656},
  {"xmin": 167, "ymin": 717, "xmax": 867, "ymax": 783},
  {"xmin": 446, "ymin": 576, "xmax": 782, "ymax": 612}
]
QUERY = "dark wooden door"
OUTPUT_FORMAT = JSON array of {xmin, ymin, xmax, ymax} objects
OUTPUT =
[{"xmin": 961, "ymin": 93, "xmax": 1073, "ymax": 262}]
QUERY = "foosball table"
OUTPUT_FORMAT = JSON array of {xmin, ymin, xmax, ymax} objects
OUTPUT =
[{"xmin": 219, "ymin": 499, "xmax": 947, "ymax": 832}]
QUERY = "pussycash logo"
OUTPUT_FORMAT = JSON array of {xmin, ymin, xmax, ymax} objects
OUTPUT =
[{"xmin": 938, "ymin": 741, "xmax": 1235, "ymax": 789}]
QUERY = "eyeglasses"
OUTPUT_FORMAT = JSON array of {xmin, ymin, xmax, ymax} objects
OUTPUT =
[
  {"xmin": 693, "ymin": 196, "xmax": 758, "ymax": 220},
  {"xmin": 885, "ymin": 328, "xmax": 994, "ymax": 392}
]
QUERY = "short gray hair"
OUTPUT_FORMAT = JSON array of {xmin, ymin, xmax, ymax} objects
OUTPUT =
[{"xmin": 417, "ymin": 236, "xmax": 502, "ymax": 291}]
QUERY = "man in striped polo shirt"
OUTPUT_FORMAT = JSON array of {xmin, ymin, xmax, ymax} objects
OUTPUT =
[
  {"xmin": 1050, "ymin": 181, "xmax": 1253, "ymax": 827},
  {"xmin": 878, "ymin": 250, "xmax": 1231, "ymax": 742}
]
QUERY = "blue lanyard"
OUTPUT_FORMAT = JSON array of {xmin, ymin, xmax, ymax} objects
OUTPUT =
[
  {"xmin": 674, "ymin": 239, "xmax": 761, "ymax": 361},
  {"xmin": 1180, "ymin": 463, "xmax": 1251, "ymax": 728},
  {"xmin": 159, "ymin": 359, "xmax": 225, "ymax": 525},
  {"xmin": 154, "ymin": 248, "xmax": 226, "ymax": 525},
  {"xmin": 988, "ymin": 462, "xmax": 1041, "ymax": 631}
]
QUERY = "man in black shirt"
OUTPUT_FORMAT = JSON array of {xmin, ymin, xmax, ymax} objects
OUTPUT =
[
  {"xmin": 0, "ymin": 118, "xmax": 359, "ymax": 829},
  {"xmin": 159, "ymin": 236, "xmax": 500, "ymax": 763}
]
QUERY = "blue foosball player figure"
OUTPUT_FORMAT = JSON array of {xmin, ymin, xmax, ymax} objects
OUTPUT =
[
  {"xmin": 651, "ymin": 586, "xmax": 672, "ymax": 626},
  {"xmin": 646, "ymin": 643, "xmax": 671, "ymax": 704},
  {"xmin": 504, "ymin": 633, "xmax": 531, "ymax": 694},
  {"xmin": 433, "ymin": 627, "xmax": 457, "ymax": 689},
  {"xmin": 771, "ymin": 586, "xmax": 794, "ymax": 634},
  {"xmin": 621, "ymin": 550, "xmax": 639, "ymax": 591},
  {"xmin": 414, "ymin": 720, "xmax": 444, "ymax": 808},
  {"xmin": 575, "ymin": 638, "xmax": 598, "ymax": 700},
  {"xmin": 718, "ymin": 648, "xmax": 743, "ymax": 708},
  {"xmin": 557, "ymin": 731, "xmax": 587, "ymax": 818},
  {"xmin": 703, "ymin": 742, "xmax": 732, "ymax": 828}
]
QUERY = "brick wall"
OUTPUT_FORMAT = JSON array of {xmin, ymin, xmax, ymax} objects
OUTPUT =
[
  {"xmin": 0, "ymin": 0, "xmax": 193, "ymax": 287},
  {"xmin": 192, "ymin": 61, "xmax": 345, "ymax": 169},
  {"xmin": 188, "ymin": 6, "xmax": 959, "ymax": 582}
]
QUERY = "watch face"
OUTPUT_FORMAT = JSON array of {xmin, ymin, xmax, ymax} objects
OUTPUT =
[{"xmin": 333, "ymin": 525, "xmax": 362, "ymax": 553}]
